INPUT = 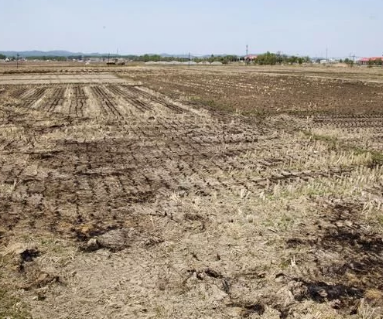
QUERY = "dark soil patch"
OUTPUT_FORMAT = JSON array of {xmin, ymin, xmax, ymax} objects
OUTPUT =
[{"xmin": 287, "ymin": 200, "xmax": 383, "ymax": 312}]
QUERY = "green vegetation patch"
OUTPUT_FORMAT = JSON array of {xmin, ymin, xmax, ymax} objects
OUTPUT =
[{"xmin": 0, "ymin": 288, "xmax": 31, "ymax": 319}]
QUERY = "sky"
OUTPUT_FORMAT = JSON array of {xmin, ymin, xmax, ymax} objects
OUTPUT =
[{"xmin": 1, "ymin": 0, "xmax": 382, "ymax": 58}]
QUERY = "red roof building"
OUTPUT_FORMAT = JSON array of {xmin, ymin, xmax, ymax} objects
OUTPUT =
[
  {"xmin": 244, "ymin": 55, "xmax": 258, "ymax": 60},
  {"xmin": 358, "ymin": 57, "xmax": 383, "ymax": 64}
]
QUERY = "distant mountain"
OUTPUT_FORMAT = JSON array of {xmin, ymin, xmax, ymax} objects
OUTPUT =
[
  {"xmin": 160, "ymin": 53, "xmax": 198, "ymax": 59},
  {"xmin": 0, "ymin": 50, "xmax": 107, "ymax": 57},
  {"xmin": 1, "ymin": 50, "xmax": 188, "ymax": 58},
  {"xmin": 0, "ymin": 50, "xmax": 243, "ymax": 58}
]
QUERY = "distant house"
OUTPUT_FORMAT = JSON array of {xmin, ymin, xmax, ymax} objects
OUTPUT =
[
  {"xmin": 358, "ymin": 57, "xmax": 383, "ymax": 65},
  {"xmin": 244, "ymin": 55, "xmax": 258, "ymax": 61},
  {"xmin": 89, "ymin": 57, "xmax": 102, "ymax": 63},
  {"xmin": 320, "ymin": 59, "xmax": 337, "ymax": 64}
]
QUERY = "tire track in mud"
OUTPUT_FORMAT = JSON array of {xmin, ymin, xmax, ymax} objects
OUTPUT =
[
  {"xmin": 2, "ymin": 71, "xmax": 383, "ymax": 319},
  {"xmin": 0, "ymin": 84, "xmax": 374, "ymax": 238},
  {"xmin": 311, "ymin": 114, "xmax": 383, "ymax": 129},
  {"xmin": 285, "ymin": 200, "xmax": 383, "ymax": 315},
  {"xmin": 8, "ymin": 87, "xmax": 31, "ymax": 99},
  {"xmin": 68, "ymin": 86, "xmax": 87, "ymax": 117},
  {"xmin": 17, "ymin": 87, "xmax": 48, "ymax": 109},
  {"xmin": 88, "ymin": 86, "xmax": 123, "ymax": 117},
  {"xmin": 315, "ymin": 119, "xmax": 383, "ymax": 129},
  {"xmin": 39, "ymin": 87, "xmax": 67, "ymax": 113},
  {"xmin": 126, "ymin": 86, "xmax": 186, "ymax": 114},
  {"xmin": 28, "ymin": 132, "xmax": 358, "ymax": 221},
  {"xmin": 309, "ymin": 114, "xmax": 383, "ymax": 152},
  {"xmin": 104, "ymin": 85, "xmax": 152, "ymax": 112}
]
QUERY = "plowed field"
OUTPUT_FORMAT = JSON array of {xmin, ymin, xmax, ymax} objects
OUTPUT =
[{"xmin": 0, "ymin": 66, "xmax": 382, "ymax": 319}]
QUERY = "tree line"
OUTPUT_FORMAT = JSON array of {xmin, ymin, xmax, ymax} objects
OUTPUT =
[
  {"xmin": 0, "ymin": 52, "xmax": 310, "ymax": 65},
  {"xmin": 0, "ymin": 54, "xmax": 239, "ymax": 63},
  {"xmin": 126, "ymin": 54, "xmax": 239, "ymax": 64},
  {"xmin": 250, "ymin": 52, "xmax": 311, "ymax": 65},
  {"xmin": 4, "ymin": 52, "xmax": 381, "ymax": 67},
  {"xmin": 367, "ymin": 59, "xmax": 383, "ymax": 67}
]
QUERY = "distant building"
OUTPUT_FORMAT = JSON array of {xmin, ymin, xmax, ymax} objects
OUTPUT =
[
  {"xmin": 358, "ymin": 57, "xmax": 383, "ymax": 65},
  {"xmin": 89, "ymin": 57, "xmax": 102, "ymax": 63},
  {"xmin": 244, "ymin": 55, "xmax": 258, "ymax": 61},
  {"xmin": 320, "ymin": 59, "xmax": 337, "ymax": 64}
]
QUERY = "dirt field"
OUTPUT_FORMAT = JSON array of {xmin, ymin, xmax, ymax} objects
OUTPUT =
[
  {"xmin": 0, "ymin": 74, "xmax": 126, "ymax": 85},
  {"xmin": 0, "ymin": 65, "xmax": 382, "ymax": 319}
]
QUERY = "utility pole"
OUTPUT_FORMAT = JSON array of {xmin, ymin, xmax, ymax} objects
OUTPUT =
[
  {"xmin": 16, "ymin": 53, "xmax": 19, "ymax": 69},
  {"xmin": 246, "ymin": 44, "xmax": 249, "ymax": 65}
]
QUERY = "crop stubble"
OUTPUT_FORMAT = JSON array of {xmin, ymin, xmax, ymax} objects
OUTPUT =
[{"xmin": 0, "ymin": 68, "xmax": 382, "ymax": 319}]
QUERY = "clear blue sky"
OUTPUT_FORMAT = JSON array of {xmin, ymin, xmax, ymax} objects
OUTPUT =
[{"xmin": 1, "ymin": 0, "xmax": 382, "ymax": 57}]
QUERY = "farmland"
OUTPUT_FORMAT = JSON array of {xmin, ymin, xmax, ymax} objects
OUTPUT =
[{"xmin": 0, "ymin": 64, "xmax": 382, "ymax": 319}]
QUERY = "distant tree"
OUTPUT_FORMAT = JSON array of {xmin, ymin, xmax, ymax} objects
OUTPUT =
[
  {"xmin": 339, "ymin": 59, "xmax": 343, "ymax": 63},
  {"xmin": 276, "ymin": 52, "xmax": 283, "ymax": 64},
  {"xmin": 225, "ymin": 55, "xmax": 238, "ymax": 62},
  {"xmin": 288, "ymin": 56, "xmax": 298, "ymax": 64},
  {"xmin": 253, "ymin": 52, "xmax": 312, "ymax": 65},
  {"xmin": 0, "ymin": 54, "xmax": 6, "ymax": 60},
  {"xmin": 254, "ymin": 52, "xmax": 277, "ymax": 65},
  {"xmin": 367, "ymin": 59, "xmax": 374, "ymax": 68}
]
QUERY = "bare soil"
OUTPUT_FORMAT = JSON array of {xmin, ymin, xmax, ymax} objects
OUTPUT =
[
  {"xmin": 0, "ymin": 73, "xmax": 127, "ymax": 85},
  {"xmin": 0, "ymin": 65, "xmax": 382, "ymax": 319}
]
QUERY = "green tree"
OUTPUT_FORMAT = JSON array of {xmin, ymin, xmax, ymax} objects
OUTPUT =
[
  {"xmin": 252, "ymin": 52, "xmax": 311, "ymax": 65},
  {"xmin": 254, "ymin": 52, "xmax": 277, "ymax": 65},
  {"xmin": 276, "ymin": 53, "xmax": 283, "ymax": 64},
  {"xmin": 288, "ymin": 56, "xmax": 298, "ymax": 64},
  {"xmin": 0, "ymin": 54, "xmax": 6, "ymax": 60}
]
